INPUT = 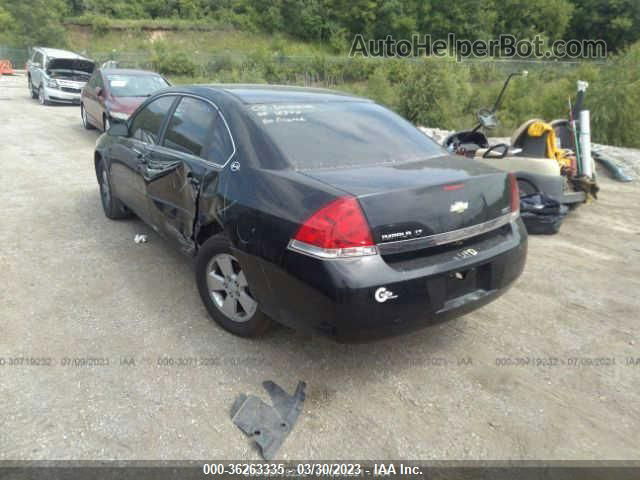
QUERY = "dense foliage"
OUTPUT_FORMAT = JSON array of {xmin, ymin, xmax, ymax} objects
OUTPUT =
[
  {"xmin": 0, "ymin": 0, "xmax": 68, "ymax": 47},
  {"xmin": 0, "ymin": 0, "xmax": 639, "ymax": 147},
  {"xmin": 1, "ymin": 0, "xmax": 640, "ymax": 53}
]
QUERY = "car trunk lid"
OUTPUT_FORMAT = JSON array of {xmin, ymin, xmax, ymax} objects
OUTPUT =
[{"xmin": 300, "ymin": 155, "xmax": 513, "ymax": 253}]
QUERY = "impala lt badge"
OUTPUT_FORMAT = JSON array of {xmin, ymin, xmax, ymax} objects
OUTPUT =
[
  {"xmin": 375, "ymin": 287, "xmax": 398, "ymax": 303},
  {"xmin": 455, "ymin": 248, "xmax": 479, "ymax": 260},
  {"xmin": 450, "ymin": 201, "xmax": 469, "ymax": 214}
]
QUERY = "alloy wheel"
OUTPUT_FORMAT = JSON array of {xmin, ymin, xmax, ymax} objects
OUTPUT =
[
  {"xmin": 100, "ymin": 168, "xmax": 111, "ymax": 208},
  {"xmin": 38, "ymin": 86, "xmax": 45, "ymax": 105},
  {"xmin": 206, "ymin": 253, "xmax": 257, "ymax": 323},
  {"xmin": 81, "ymin": 105, "xmax": 88, "ymax": 128},
  {"xmin": 103, "ymin": 116, "xmax": 110, "ymax": 132}
]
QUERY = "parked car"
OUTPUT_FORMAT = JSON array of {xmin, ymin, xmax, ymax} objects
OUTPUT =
[
  {"xmin": 27, "ymin": 47, "xmax": 94, "ymax": 105},
  {"xmin": 94, "ymin": 85, "xmax": 527, "ymax": 340},
  {"xmin": 81, "ymin": 68, "xmax": 170, "ymax": 132}
]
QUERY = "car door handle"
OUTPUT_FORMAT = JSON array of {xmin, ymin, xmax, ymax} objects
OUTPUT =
[
  {"xmin": 132, "ymin": 148, "xmax": 150, "ymax": 162},
  {"xmin": 187, "ymin": 171, "xmax": 200, "ymax": 187}
]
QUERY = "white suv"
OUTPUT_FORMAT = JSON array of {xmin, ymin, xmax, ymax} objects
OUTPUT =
[{"xmin": 27, "ymin": 47, "xmax": 95, "ymax": 105}]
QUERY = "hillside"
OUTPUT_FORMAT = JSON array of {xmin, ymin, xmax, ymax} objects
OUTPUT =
[{"xmin": 66, "ymin": 22, "xmax": 331, "ymax": 58}]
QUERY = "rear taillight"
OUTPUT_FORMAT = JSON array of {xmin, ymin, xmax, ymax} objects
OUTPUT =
[
  {"xmin": 508, "ymin": 173, "xmax": 520, "ymax": 214},
  {"xmin": 288, "ymin": 196, "xmax": 378, "ymax": 259}
]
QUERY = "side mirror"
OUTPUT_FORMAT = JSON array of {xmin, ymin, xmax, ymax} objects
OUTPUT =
[
  {"xmin": 95, "ymin": 86, "xmax": 103, "ymax": 97},
  {"xmin": 107, "ymin": 122, "xmax": 129, "ymax": 137}
]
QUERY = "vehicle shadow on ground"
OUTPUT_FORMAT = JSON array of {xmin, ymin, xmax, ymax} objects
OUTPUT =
[{"xmin": 75, "ymin": 188, "xmax": 467, "ymax": 395}]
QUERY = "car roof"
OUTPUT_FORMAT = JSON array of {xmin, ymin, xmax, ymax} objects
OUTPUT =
[
  {"xmin": 167, "ymin": 84, "xmax": 371, "ymax": 105},
  {"xmin": 100, "ymin": 68, "xmax": 163, "ymax": 76},
  {"xmin": 34, "ymin": 47, "xmax": 92, "ymax": 61}
]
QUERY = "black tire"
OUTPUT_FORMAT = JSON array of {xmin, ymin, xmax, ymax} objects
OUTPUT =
[
  {"xmin": 196, "ymin": 235, "xmax": 271, "ymax": 338},
  {"xmin": 28, "ymin": 77, "xmax": 37, "ymax": 99},
  {"xmin": 81, "ymin": 104, "xmax": 96, "ymax": 130},
  {"xmin": 37, "ymin": 85, "xmax": 48, "ymax": 105},
  {"xmin": 96, "ymin": 159, "xmax": 132, "ymax": 220}
]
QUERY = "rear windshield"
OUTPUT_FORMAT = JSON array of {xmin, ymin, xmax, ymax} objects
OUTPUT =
[
  {"xmin": 250, "ymin": 102, "xmax": 444, "ymax": 169},
  {"xmin": 107, "ymin": 74, "xmax": 169, "ymax": 98}
]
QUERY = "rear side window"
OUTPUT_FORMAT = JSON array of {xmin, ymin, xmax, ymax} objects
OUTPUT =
[
  {"xmin": 250, "ymin": 102, "xmax": 444, "ymax": 170},
  {"xmin": 207, "ymin": 112, "xmax": 234, "ymax": 164},
  {"xmin": 130, "ymin": 96, "xmax": 175, "ymax": 144},
  {"xmin": 163, "ymin": 97, "xmax": 233, "ymax": 163}
]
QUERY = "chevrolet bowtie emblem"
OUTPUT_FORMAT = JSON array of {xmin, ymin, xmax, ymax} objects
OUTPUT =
[{"xmin": 450, "ymin": 201, "xmax": 469, "ymax": 214}]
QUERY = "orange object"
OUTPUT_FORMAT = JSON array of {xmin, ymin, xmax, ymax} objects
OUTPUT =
[{"xmin": 0, "ymin": 60, "xmax": 15, "ymax": 75}]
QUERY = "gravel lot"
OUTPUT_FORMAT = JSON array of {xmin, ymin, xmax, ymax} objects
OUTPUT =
[{"xmin": 1, "ymin": 73, "xmax": 639, "ymax": 461}]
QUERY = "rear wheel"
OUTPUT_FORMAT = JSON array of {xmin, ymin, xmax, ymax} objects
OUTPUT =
[
  {"xmin": 81, "ymin": 104, "xmax": 95, "ymax": 130},
  {"xmin": 196, "ymin": 235, "xmax": 271, "ymax": 337},
  {"xmin": 96, "ymin": 159, "xmax": 132, "ymax": 219}
]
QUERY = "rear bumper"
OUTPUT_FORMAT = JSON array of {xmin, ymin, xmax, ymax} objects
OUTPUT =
[{"xmin": 247, "ymin": 218, "xmax": 528, "ymax": 341}]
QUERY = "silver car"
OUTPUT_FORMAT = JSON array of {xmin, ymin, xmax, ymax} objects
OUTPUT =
[{"xmin": 27, "ymin": 47, "xmax": 95, "ymax": 105}]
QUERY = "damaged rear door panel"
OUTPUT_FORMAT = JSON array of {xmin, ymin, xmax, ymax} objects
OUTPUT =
[
  {"xmin": 142, "ymin": 145, "xmax": 210, "ymax": 255},
  {"xmin": 142, "ymin": 94, "xmax": 235, "ymax": 254}
]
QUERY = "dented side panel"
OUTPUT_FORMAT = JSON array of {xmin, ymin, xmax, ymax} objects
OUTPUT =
[{"xmin": 142, "ymin": 145, "xmax": 213, "ymax": 255}]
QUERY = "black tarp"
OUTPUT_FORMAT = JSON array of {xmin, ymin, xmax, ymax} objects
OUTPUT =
[{"xmin": 520, "ymin": 193, "xmax": 569, "ymax": 235}]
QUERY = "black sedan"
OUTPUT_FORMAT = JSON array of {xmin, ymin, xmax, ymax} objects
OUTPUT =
[{"xmin": 94, "ymin": 85, "xmax": 527, "ymax": 340}]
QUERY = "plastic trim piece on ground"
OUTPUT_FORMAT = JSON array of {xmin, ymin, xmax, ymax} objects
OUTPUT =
[{"xmin": 231, "ymin": 381, "xmax": 306, "ymax": 460}]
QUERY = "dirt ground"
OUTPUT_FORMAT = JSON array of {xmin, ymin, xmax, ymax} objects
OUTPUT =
[{"xmin": 1, "ymin": 73, "xmax": 639, "ymax": 461}]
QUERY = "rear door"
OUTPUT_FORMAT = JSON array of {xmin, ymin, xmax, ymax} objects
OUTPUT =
[
  {"xmin": 142, "ymin": 95, "xmax": 234, "ymax": 253},
  {"xmin": 108, "ymin": 95, "xmax": 177, "ymax": 221},
  {"xmin": 86, "ymin": 71, "xmax": 105, "ymax": 127},
  {"xmin": 83, "ymin": 71, "xmax": 100, "ymax": 124}
]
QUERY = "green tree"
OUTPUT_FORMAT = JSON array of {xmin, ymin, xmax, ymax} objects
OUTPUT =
[
  {"xmin": 589, "ymin": 41, "xmax": 640, "ymax": 147},
  {"xmin": 493, "ymin": 0, "xmax": 574, "ymax": 42},
  {"xmin": 80, "ymin": 0, "xmax": 146, "ymax": 19},
  {"xmin": 397, "ymin": 57, "xmax": 471, "ymax": 128},
  {"xmin": 567, "ymin": 0, "xmax": 640, "ymax": 52},
  {"xmin": 0, "ymin": 5, "xmax": 13, "ymax": 31},
  {"xmin": 0, "ymin": 0, "xmax": 68, "ymax": 47},
  {"xmin": 418, "ymin": 0, "xmax": 497, "ymax": 42}
]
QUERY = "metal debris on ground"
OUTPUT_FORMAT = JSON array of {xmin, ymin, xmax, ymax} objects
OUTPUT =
[
  {"xmin": 231, "ymin": 381, "xmax": 306, "ymax": 460},
  {"xmin": 134, "ymin": 234, "xmax": 148, "ymax": 244},
  {"xmin": 592, "ymin": 146, "xmax": 634, "ymax": 182}
]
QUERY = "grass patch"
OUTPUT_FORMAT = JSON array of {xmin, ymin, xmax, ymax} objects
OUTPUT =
[
  {"xmin": 66, "ymin": 22, "xmax": 331, "ymax": 58},
  {"xmin": 66, "ymin": 15, "xmax": 229, "ymax": 32}
]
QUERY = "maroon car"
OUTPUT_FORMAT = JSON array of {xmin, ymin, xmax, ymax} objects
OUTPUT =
[{"xmin": 80, "ymin": 68, "xmax": 170, "ymax": 132}]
